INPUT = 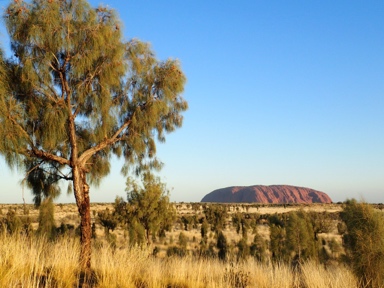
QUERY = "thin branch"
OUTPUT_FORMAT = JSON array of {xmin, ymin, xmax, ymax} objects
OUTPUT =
[
  {"xmin": 29, "ymin": 147, "xmax": 70, "ymax": 166},
  {"xmin": 40, "ymin": 165, "xmax": 73, "ymax": 181}
]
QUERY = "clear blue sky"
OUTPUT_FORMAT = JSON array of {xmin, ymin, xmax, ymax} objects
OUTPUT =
[{"xmin": 0, "ymin": 0, "xmax": 383, "ymax": 203}]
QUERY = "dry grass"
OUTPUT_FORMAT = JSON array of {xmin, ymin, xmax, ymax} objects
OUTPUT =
[
  {"xmin": 0, "ymin": 232, "xmax": 358, "ymax": 288},
  {"xmin": 300, "ymin": 262, "xmax": 358, "ymax": 288}
]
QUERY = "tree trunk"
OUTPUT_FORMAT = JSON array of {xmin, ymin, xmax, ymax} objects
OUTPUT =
[
  {"xmin": 73, "ymin": 166, "xmax": 92, "ymax": 271},
  {"xmin": 79, "ymin": 187, "xmax": 91, "ymax": 270},
  {"xmin": 147, "ymin": 229, "xmax": 152, "ymax": 245}
]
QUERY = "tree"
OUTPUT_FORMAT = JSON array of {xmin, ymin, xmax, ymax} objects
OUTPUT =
[
  {"xmin": 0, "ymin": 0, "xmax": 187, "ymax": 270},
  {"xmin": 285, "ymin": 211, "xmax": 317, "ymax": 263},
  {"xmin": 250, "ymin": 230, "xmax": 267, "ymax": 263},
  {"xmin": 232, "ymin": 212, "xmax": 250, "ymax": 238},
  {"xmin": 307, "ymin": 211, "xmax": 333, "ymax": 241},
  {"xmin": 203, "ymin": 204, "xmax": 228, "ymax": 233},
  {"xmin": 341, "ymin": 199, "xmax": 384, "ymax": 287},
  {"xmin": 97, "ymin": 207, "xmax": 119, "ymax": 236},
  {"xmin": 200, "ymin": 218, "xmax": 209, "ymax": 240},
  {"xmin": 122, "ymin": 172, "xmax": 176, "ymax": 245},
  {"xmin": 217, "ymin": 231, "xmax": 228, "ymax": 261},
  {"xmin": 37, "ymin": 197, "xmax": 57, "ymax": 240},
  {"xmin": 237, "ymin": 238, "xmax": 250, "ymax": 261},
  {"xmin": 269, "ymin": 224, "xmax": 286, "ymax": 262}
]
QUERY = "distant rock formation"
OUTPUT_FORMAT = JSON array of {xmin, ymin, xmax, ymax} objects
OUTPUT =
[{"xmin": 201, "ymin": 185, "xmax": 332, "ymax": 204}]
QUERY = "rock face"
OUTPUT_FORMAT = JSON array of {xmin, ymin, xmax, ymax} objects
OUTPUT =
[{"xmin": 201, "ymin": 185, "xmax": 332, "ymax": 204}]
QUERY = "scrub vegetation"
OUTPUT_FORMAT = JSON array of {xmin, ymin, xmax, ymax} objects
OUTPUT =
[{"xmin": 1, "ymin": 200, "xmax": 383, "ymax": 287}]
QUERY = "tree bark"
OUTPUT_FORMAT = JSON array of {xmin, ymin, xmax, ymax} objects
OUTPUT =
[
  {"xmin": 73, "ymin": 166, "xmax": 92, "ymax": 271},
  {"xmin": 146, "ymin": 227, "xmax": 152, "ymax": 246},
  {"xmin": 79, "ymin": 186, "xmax": 91, "ymax": 270}
]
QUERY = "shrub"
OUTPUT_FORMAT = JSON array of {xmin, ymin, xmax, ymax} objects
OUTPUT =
[
  {"xmin": 166, "ymin": 246, "xmax": 187, "ymax": 257},
  {"xmin": 178, "ymin": 232, "xmax": 188, "ymax": 248},
  {"xmin": 341, "ymin": 199, "xmax": 384, "ymax": 287},
  {"xmin": 217, "ymin": 231, "xmax": 228, "ymax": 261},
  {"xmin": 237, "ymin": 238, "xmax": 250, "ymax": 261},
  {"xmin": 37, "ymin": 198, "xmax": 57, "ymax": 240}
]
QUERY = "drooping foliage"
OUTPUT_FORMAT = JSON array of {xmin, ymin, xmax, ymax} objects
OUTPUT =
[{"xmin": 0, "ymin": 0, "xmax": 187, "ymax": 270}]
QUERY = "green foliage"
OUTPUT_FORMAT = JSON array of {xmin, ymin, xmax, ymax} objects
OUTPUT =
[
  {"xmin": 270, "ymin": 224, "xmax": 287, "ymax": 262},
  {"xmin": 198, "ymin": 242, "xmax": 216, "ymax": 259},
  {"xmin": 2, "ymin": 209, "xmax": 21, "ymax": 234},
  {"xmin": 328, "ymin": 238, "xmax": 342, "ymax": 258},
  {"xmin": 285, "ymin": 210, "xmax": 317, "ymax": 263},
  {"xmin": 268, "ymin": 213, "xmax": 286, "ymax": 227},
  {"xmin": 24, "ymin": 160, "xmax": 62, "ymax": 207},
  {"xmin": 217, "ymin": 231, "xmax": 228, "ymax": 261},
  {"xmin": 97, "ymin": 208, "xmax": 119, "ymax": 235},
  {"xmin": 37, "ymin": 198, "xmax": 57, "ymax": 240},
  {"xmin": 341, "ymin": 199, "xmax": 384, "ymax": 287},
  {"xmin": 237, "ymin": 238, "xmax": 250, "ymax": 261},
  {"xmin": 114, "ymin": 173, "xmax": 175, "ymax": 245},
  {"xmin": 1, "ymin": 1, "xmax": 187, "ymax": 171},
  {"xmin": 200, "ymin": 218, "xmax": 209, "ymax": 240},
  {"xmin": 0, "ymin": 208, "xmax": 32, "ymax": 236},
  {"xmin": 203, "ymin": 204, "xmax": 228, "ymax": 233},
  {"xmin": 178, "ymin": 232, "xmax": 188, "ymax": 249},
  {"xmin": 232, "ymin": 213, "xmax": 243, "ymax": 234},
  {"xmin": 128, "ymin": 220, "xmax": 146, "ymax": 246},
  {"xmin": 337, "ymin": 221, "xmax": 347, "ymax": 235},
  {"xmin": 180, "ymin": 215, "xmax": 198, "ymax": 231},
  {"xmin": 57, "ymin": 222, "xmax": 76, "ymax": 237},
  {"xmin": 308, "ymin": 211, "xmax": 333, "ymax": 240},
  {"xmin": 166, "ymin": 246, "xmax": 187, "ymax": 257},
  {"xmin": 232, "ymin": 212, "xmax": 250, "ymax": 239},
  {"xmin": 250, "ymin": 232, "xmax": 267, "ymax": 263},
  {"xmin": 270, "ymin": 210, "xmax": 319, "ymax": 264}
]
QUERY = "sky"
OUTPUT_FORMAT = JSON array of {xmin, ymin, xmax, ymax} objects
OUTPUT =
[{"xmin": 0, "ymin": 0, "xmax": 383, "ymax": 204}]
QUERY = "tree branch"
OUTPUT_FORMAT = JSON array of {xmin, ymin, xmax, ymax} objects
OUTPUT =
[
  {"xmin": 29, "ymin": 147, "xmax": 70, "ymax": 166},
  {"xmin": 78, "ymin": 119, "xmax": 132, "ymax": 165}
]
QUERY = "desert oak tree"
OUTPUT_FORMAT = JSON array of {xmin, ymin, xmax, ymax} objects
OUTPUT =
[{"xmin": 0, "ymin": 0, "xmax": 187, "ymax": 270}]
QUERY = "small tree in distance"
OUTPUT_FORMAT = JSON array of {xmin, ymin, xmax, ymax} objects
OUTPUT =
[
  {"xmin": 37, "ymin": 197, "xmax": 57, "ymax": 240},
  {"xmin": 0, "ymin": 0, "xmax": 187, "ymax": 270},
  {"xmin": 217, "ymin": 231, "xmax": 228, "ymax": 261},
  {"xmin": 285, "ymin": 210, "xmax": 317, "ymax": 263},
  {"xmin": 119, "ymin": 172, "xmax": 176, "ymax": 246},
  {"xmin": 97, "ymin": 208, "xmax": 119, "ymax": 237}
]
